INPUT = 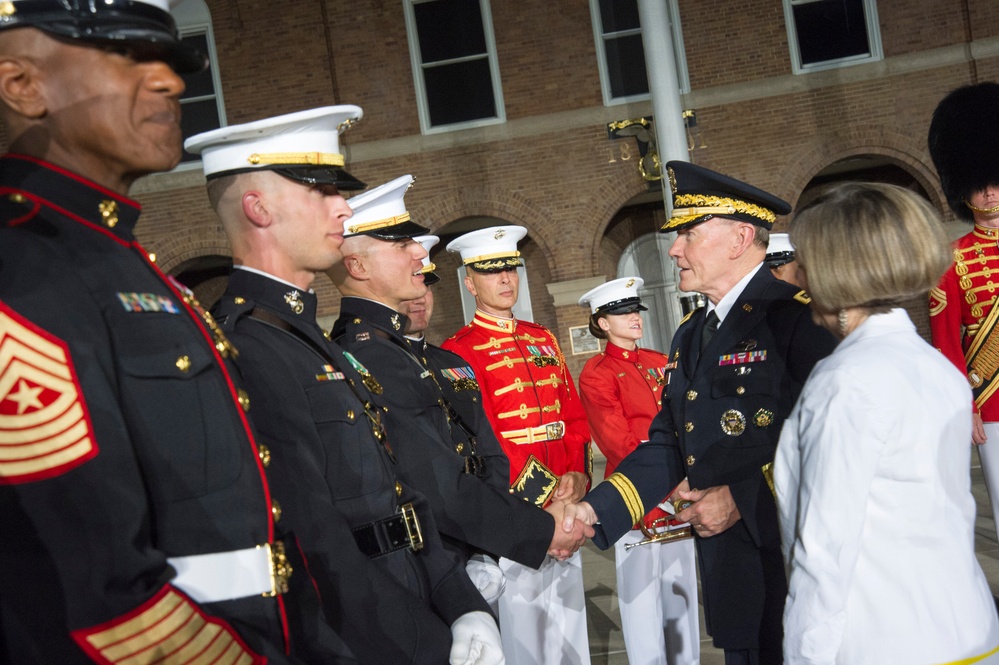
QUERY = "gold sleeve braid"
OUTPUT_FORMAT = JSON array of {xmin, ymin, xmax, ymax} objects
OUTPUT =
[{"xmin": 605, "ymin": 472, "xmax": 644, "ymax": 526}]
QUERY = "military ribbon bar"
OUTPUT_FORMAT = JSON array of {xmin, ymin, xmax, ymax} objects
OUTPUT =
[{"xmin": 718, "ymin": 350, "xmax": 766, "ymax": 366}]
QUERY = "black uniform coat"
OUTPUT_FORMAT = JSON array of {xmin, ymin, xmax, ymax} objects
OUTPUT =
[
  {"xmin": 331, "ymin": 297, "xmax": 555, "ymax": 567},
  {"xmin": 586, "ymin": 267, "xmax": 836, "ymax": 651},
  {"xmin": 407, "ymin": 335, "xmax": 511, "ymax": 494},
  {"xmin": 0, "ymin": 155, "xmax": 333, "ymax": 664},
  {"xmin": 214, "ymin": 270, "xmax": 491, "ymax": 664}
]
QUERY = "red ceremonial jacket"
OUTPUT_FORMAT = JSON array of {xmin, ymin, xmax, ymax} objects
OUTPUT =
[
  {"xmin": 930, "ymin": 225, "xmax": 999, "ymax": 421},
  {"xmin": 578, "ymin": 342, "xmax": 674, "ymax": 530},
  {"xmin": 443, "ymin": 310, "xmax": 590, "ymax": 487}
]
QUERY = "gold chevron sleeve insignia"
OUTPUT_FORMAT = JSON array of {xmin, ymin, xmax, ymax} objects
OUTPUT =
[
  {"xmin": 0, "ymin": 303, "xmax": 97, "ymax": 484},
  {"xmin": 72, "ymin": 587, "xmax": 264, "ymax": 664},
  {"xmin": 605, "ymin": 472, "xmax": 644, "ymax": 526},
  {"xmin": 928, "ymin": 286, "xmax": 947, "ymax": 317}
]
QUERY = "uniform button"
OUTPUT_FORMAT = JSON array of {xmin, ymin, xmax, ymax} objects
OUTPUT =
[
  {"xmin": 8, "ymin": 193, "xmax": 25, "ymax": 203},
  {"xmin": 686, "ymin": 455, "xmax": 695, "ymax": 466},
  {"xmin": 271, "ymin": 499, "xmax": 282, "ymax": 523},
  {"xmin": 346, "ymin": 410, "xmax": 355, "ymax": 421},
  {"xmin": 237, "ymin": 389, "xmax": 251, "ymax": 412},
  {"xmin": 438, "ymin": 398, "xmax": 445, "ymax": 407},
  {"xmin": 684, "ymin": 422, "xmax": 694, "ymax": 432},
  {"xmin": 147, "ymin": 252, "xmax": 157, "ymax": 263},
  {"xmin": 456, "ymin": 442, "xmax": 464, "ymax": 454},
  {"xmin": 508, "ymin": 488, "xmax": 515, "ymax": 494},
  {"xmin": 395, "ymin": 481, "xmax": 403, "ymax": 497},
  {"xmin": 736, "ymin": 386, "xmax": 746, "ymax": 395},
  {"xmin": 175, "ymin": 355, "xmax": 191, "ymax": 373},
  {"xmin": 258, "ymin": 444, "xmax": 271, "ymax": 468},
  {"xmin": 234, "ymin": 296, "xmax": 245, "ymax": 305},
  {"xmin": 686, "ymin": 390, "xmax": 697, "ymax": 401},
  {"xmin": 353, "ymin": 318, "xmax": 361, "ymax": 324},
  {"xmin": 657, "ymin": 400, "xmax": 662, "ymax": 406},
  {"xmin": 323, "ymin": 329, "xmax": 332, "ymax": 340}
]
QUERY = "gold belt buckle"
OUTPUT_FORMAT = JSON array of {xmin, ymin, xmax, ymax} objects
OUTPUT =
[
  {"xmin": 400, "ymin": 503, "xmax": 424, "ymax": 552},
  {"xmin": 545, "ymin": 422, "xmax": 564, "ymax": 440},
  {"xmin": 264, "ymin": 541, "xmax": 292, "ymax": 596}
]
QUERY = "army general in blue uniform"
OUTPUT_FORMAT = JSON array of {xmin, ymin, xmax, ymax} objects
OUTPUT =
[{"xmin": 566, "ymin": 161, "xmax": 836, "ymax": 665}]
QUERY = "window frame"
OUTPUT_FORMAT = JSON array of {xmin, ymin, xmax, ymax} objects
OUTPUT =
[
  {"xmin": 172, "ymin": 0, "xmax": 227, "ymax": 170},
  {"xmin": 589, "ymin": 0, "xmax": 689, "ymax": 107},
  {"xmin": 782, "ymin": 0, "xmax": 883, "ymax": 75},
  {"xmin": 402, "ymin": 0, "xmax": 506, "ymax": 135}
]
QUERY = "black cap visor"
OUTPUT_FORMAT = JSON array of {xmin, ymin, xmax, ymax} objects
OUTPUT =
[
  {"xmin": 4, "ymin": 0, "xmax": 207, "ymax": 73},
  {"xmin": 273, "ymin": 166, "xmax": 367, "ymax": 191},
  {"xmin": 599, "ymin": 298, "xmax": 647, "ymax": 315}
]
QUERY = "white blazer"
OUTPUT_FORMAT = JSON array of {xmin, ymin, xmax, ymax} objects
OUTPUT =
[{"xmin": 775, "ymin": 308, "xmax": 999, "ymax": 664}]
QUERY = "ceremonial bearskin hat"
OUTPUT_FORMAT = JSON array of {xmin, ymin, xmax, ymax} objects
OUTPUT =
[{"xmin": 928, "ymin": 81, "xmax": 999, "ymax": 221}]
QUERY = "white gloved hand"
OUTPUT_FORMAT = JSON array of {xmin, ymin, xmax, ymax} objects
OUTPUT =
[
  {"xmin": 465, "ymin": 554, "xmax": 506, "ymax": 604},
  {"xmin": 449, "ymin": 611, "xmax": 504, "ymax": 665}
]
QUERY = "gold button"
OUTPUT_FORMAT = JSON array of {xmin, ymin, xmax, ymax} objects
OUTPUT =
[
  {"xmin": 508, "ymin": 488, "xmax": 515, "ymax": 494},
  {"xmin": 736, "ymin": 386, "xmax": 746, "ymax": 395},
  {"xmin": 175, "ymin": 355, "xmax": 191, "ymax": 373},
  {"xmin": 258, "ymin": 444, "xmax": 271, "ymax": 468},
  {"xmin": 472, "ymin": 395, "xmax": 479, "ymax": 402},
  {"xmin": 234, "ymin": 296, "xmax": 245, "ymax": 305},
  {"xmin": 271, "ymin": 499, "xmax": 282, "ymax": 523},
  {"xmin": 456, "ymin": 442, "xmax": 464, "ymax": 454},
  {"xmin": 657, "ymin": 400, "xmax": 662, "ymax": 406},
  {"xmin": 237, "ymin": 388, "xmax": 250, "ymax": 412},
  {"xmin": 685, "ymin": 422, "xmax": 694, "ymax": 432},
  {"xmin": 8, "ymin": 192, "xmax": 25, "ymax": 203},
  {"xmin": 346, "ymin": 409, "xmax": 355, "ymax": 421},
  {"xmin": 686, "ymin": 455, "xmax": 695, "ymax": 466},
  {"xmin": 147, "ymin": 252, "xmax": 157, "ymax": 263},
  {"xmin": 323, "ymin": 330, "xmax": 332, "ymax": 340},
  {"xmin": 395, "ymin": 481, "xmax": 403, "ymax": 497},
  {"xmin": 438, "ymin": 398, "xmax": 445, "ymax": 406},
  {"xmin": 687, "ymin": 390, "xmax": 697, "ymax": 401},
  {"xmin": 353, "ymin": 318, "xmax": 361, "ymax": 324}
]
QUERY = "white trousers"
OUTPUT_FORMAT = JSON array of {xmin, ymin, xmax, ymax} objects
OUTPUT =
[
  {"xmin": 614, "ymin": 530, "xmax": 700, "ymax": 665},
  {"xmin": 979, "ymin": 423, "xmax": 999, "ymax": 535},
  {"xmin": 498, "ymin": 552, "xmax": 591, "ymax": 665}
]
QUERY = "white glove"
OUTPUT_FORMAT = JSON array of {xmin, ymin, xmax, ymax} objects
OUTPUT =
[
  {"xmin": 449, "ymin": 611, "xmax": 504, "ymax": 665},
  {"xmin": 465, "ymin": 554, "xmax": 506, "ymax": 604}
]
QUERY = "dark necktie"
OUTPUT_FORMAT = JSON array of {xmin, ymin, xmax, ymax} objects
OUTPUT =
[{"xmin": 701, "ymin": 310, "xmax": 719, "ymax": 352}]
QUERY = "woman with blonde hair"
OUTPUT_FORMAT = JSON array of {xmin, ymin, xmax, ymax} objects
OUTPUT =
[{"xmin": 774, "ymin": 182, "xmax": 999, "ymax": 664}]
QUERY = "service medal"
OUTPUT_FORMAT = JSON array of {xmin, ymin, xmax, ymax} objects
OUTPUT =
[{"xmin": 720, "ymin": 409, "xmax": 746, "ymax": 436}]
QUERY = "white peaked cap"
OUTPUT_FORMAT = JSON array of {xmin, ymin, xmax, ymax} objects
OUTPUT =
[
  {"xmin": 446, "ymin": 225, "xmax": 527, "ymax": 272},
  {"xmin": 184, "ymin": 106, "xmax": 365, "ymax": 189},
  {"xmin": 345, "ymin": 174, "xmax": 429, "ymax": 239},
  {"xmin": 578, "ymin": 277, "xmax": 647, "ymax": 314}
]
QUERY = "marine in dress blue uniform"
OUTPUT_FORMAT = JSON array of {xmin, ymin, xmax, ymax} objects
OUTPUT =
[
  {"xmin": 186, "ymin": 109, "xmax": 491, "ymax": 664},
  {"xmin": 579, "ymin": 162, "xmax": 837, "ymax": 665},
  {"xmin": 327, "ymin": 177, "xmax": 572, "ymax": 576},
  {"xmin": 0, "ymin": 4, "xmax": 331, "ymax": 662}
]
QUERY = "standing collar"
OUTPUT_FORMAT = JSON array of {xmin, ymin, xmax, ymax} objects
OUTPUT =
[
  {"xmin": 227, "ymin": 268, "xmax": 318, "ymax": 321},
  {"xmin": 0, "ymin": 154, "xmax": 142, "ymax": 242},
  {"xmin": 341, "ymin": 296, "xmax": 411, "ymax": 336},
  {"xmin": 604, "ymin": 342, "xmax": 641, "ymax": 363},
  {"xmin": 707, "ymin": 262, "xmax": 764, "ymax": 324},
  {"xmin": 472, "ymin": 308, "xmax": 517, "ymax": 334}
]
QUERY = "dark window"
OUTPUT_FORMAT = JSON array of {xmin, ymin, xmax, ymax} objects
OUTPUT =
[
  {"xmin": 178, "ymin": 31, "xmax": 223, "ymax": 163},
  {"xmin": 788, "ymin": 0, "xmax": 880, "ymax": 70},
  {"xmin": 598, "ymin": 0, "xmax": 649, "ymax": 99},
  {"xmin": 412, "ymin": 0, "xmax": 499, "ymax": 128}
]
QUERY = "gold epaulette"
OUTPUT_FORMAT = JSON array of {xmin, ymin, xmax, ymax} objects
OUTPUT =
[{"xmin": 678, "ymin": 309, "xmax": 698, "ymax": 326}]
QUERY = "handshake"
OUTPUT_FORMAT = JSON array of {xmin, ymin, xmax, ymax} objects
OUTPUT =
[{"xmin": 542, "ymin": 471, "xmax": 598, "ymax": 560}]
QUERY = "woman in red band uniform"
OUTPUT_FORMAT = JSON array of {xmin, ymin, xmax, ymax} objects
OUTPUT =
[{"xmin": 578, "ymin": 278, "xmax": 700, "ymax": 665}]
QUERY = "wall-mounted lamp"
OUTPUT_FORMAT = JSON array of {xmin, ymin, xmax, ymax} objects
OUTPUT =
[{"xmin": 607, "ymin": 116, "xmax": 662, "ymax": 182}]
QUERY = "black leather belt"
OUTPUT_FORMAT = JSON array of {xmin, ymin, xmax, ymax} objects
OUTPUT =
[{"xmin": 352, "ymin": 503, "xmax": 424, "ymax": 558}]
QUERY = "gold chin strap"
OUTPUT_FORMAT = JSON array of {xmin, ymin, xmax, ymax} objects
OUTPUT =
[
  {"xmin": 247, "ymin": 151, "xmax": 345, "ymax": 167},
  {"xmin": 965, "ymin": 199, "xmax": 999, "ymax": 214}
]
